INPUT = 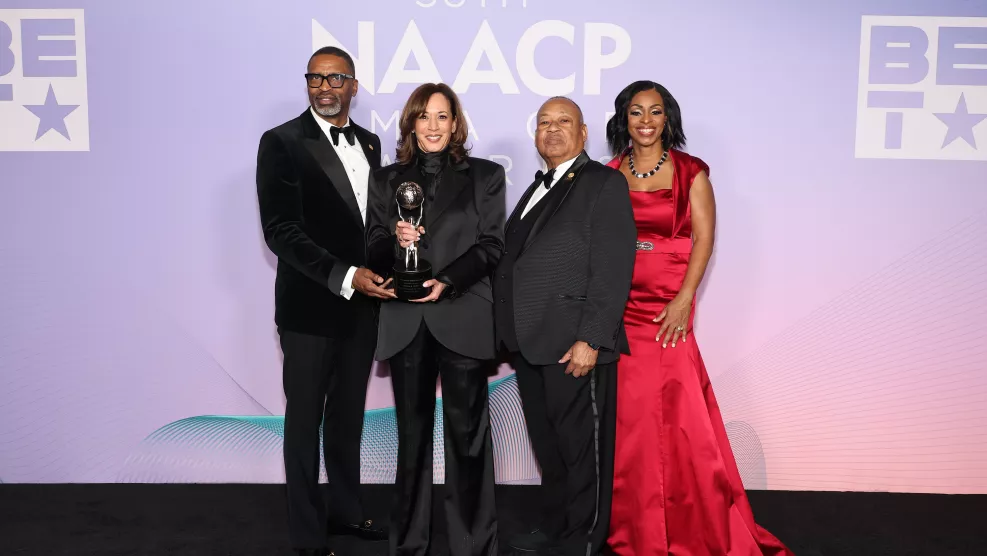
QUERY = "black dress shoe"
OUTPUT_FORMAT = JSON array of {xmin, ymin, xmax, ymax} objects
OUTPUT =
[{"xmin": 329, "ymin": 519, "xmax": 388, "ymax": 541}]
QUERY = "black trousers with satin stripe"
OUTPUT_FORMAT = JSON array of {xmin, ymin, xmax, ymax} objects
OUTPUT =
[
  {"xmin": 512, "ymin": 355, "xmax": 617, "ymax": 556},
  {"xmin": 388, "ymin": 323, "xmax": 499, "ymax": 556},
  {"xmin": 279, "ymin": 313, "xmax": 377, "ymax": 550}
]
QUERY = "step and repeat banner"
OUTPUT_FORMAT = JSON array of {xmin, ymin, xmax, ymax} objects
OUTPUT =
[{"xmin": 1, "ymin": 1, "xmax": 986, "ymax": 493}]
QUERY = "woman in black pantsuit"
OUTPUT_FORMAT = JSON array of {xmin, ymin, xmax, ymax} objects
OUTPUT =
[{"xmin": 366, "ymin": 82, "xmax": 505, "ymax": 556}]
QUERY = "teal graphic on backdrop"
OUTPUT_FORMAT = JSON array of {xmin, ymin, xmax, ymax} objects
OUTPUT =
[{"xmin": 118, "ymin": 375, "xmax": 538, "ymax": 485}]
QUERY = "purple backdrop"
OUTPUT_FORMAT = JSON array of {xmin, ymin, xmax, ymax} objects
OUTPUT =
[{"xmin": 1, "ymin": 1, "xmax": 986, "ymax": 493}]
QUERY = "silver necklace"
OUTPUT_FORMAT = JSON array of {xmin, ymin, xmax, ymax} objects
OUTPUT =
[{"xmin": 628, "ymin": 150, "xmax": 668, "ymax": 179}]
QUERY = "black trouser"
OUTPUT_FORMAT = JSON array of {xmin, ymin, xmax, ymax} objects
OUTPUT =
[
  {"xmin": 279, "ymin": 314, "xmax": 377, "ymax": 550},
  {"xmin": 388, "ymin": 323, "xmax": 499, "ymax": 556},
  {"xmin": 512, "ymin": 354, "xmax": 617, "ymax": 556}
]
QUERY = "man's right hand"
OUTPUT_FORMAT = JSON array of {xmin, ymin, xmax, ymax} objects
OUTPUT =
[{"xmin": 352, "ymin": 267, "xmax": 397, "ymax": 299}]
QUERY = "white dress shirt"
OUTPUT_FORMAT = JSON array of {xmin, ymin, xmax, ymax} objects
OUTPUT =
[
  {"xmin": 310, "ymin": 108, "xmax": 371, "ymax": 299},
  {"xmin": 520, "ymin": 154, "xmax": 580, "ymax": 219}
]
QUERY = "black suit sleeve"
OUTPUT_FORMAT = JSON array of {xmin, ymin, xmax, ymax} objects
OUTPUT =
[
  {"xmin": 578, "ymin": 170, "xmax": 637, "ymax": 350},
  {"xmin": 256, "ymin": 129, "xmax": 352, "ymax": 293},
  {"xmin": 436, "ymin": 165, "xmax": 507, "ymax": 296},
  {"xmin": 365, "ymin": 169, "xmax": 398, "ymax": 278}
]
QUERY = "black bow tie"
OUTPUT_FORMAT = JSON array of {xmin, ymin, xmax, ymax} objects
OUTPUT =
[
  {"xmin": 534, "ymin": 168, "xmax": 556, "ymax": 189},
  {"xmin": 329, "ymin": 125, "xmax": 356, "ymax": 147}
]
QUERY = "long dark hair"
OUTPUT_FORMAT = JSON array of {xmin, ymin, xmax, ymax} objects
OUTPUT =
[
  {"xmin": 606, "ymin": 80, "xmax": 686, "ymax": 156},
  {"xmin": 395, "ymin": 83, "xmax": 470, "ymax": 165}
]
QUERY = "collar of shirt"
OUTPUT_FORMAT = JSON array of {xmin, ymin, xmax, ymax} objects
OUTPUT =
[
  {"xmin": 545, "ymin": 154, "xmax": 580, "ymax": 189},
  {"xmin": 310, "ymin": 108, "xmax": 353, "ymax": 145}
]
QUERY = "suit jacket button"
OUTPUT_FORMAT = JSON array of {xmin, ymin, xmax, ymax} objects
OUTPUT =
[{"xmin": 499, "ymin": 298, "xmax": 506, "ymax": 303}]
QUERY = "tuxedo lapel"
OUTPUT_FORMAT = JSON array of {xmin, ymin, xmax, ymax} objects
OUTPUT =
[
  {"xmin": 300, "ymin": 111, "xmax": 364, "ymax": 229},
  {"xmin": 505, "ymin": 176, "xmax": 543, "ymax": 233},
  {"xmin": 520, "ymin": 151, "xmax": 591, "ymax": 255}
]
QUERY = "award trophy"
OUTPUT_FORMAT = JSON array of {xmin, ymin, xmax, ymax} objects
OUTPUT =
[{"xmin": 393, "ymin": 182, "xmax": 433, "ymax": 300}]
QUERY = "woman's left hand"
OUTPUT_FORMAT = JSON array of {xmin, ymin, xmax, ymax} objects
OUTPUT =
[
  {"xmin": 411, "ymin": 279, "xmax": 447, "ymax": 303},
  {"xmin": 655, "ymin": 295, "xmax": 692, "ymax": 348}
]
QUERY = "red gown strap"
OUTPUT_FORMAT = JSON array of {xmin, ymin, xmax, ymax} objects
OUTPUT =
[
  {"xmin": 669, "ymin": 149, "xmax": 710, "ymax": 238},
  {"xmin": 606, "ymin": 149, "xmax": 628, "ymax": 170}
]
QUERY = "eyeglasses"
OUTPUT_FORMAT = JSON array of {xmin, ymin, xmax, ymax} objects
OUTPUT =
[{"xmin": 305, "ymin": 73, "xmax": 353, "ymax": 88}]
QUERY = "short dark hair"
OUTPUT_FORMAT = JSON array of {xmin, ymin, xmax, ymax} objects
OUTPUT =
[
  {"xmin": 396, "ymin": 83, "xmax": 470, "ymax": 165},
  {"xmin": 546, "ymin": 95, "xmax": 584, "ymax": 125},
  {"xmin": 606, "ymin": 81, "xmax": 686, "ymax": 156},
  {"xmin": 308, "ymin": 46, "xmax": 355, "ymax": 75}
]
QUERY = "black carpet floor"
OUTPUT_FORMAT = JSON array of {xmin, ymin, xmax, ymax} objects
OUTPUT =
[{"xmin": 0, "ymin": 485, "xmax": 984, "ymax": 555}]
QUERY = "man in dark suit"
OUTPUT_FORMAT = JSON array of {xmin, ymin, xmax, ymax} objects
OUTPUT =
[
  {"xmin": 493, "ymin": 97, "xmax": 636, "ymax": 556},
  {"xmin": 256, "ymin": 46, "xmax": 394, "ymax": 556}
]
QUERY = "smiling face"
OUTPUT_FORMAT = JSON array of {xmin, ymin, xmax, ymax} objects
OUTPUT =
[
  {"xmin": 626, "ymin": 88, "xmax": 666, "ymax": 149},
  {"xmin": 535, "ymin": 98, "xmax": 588, "ymax": 167},
  {"xmin": 307, "ymin": 54, "xmax": 357, "ymax": 120},
  {"xmin": 415, "ymin": 92, "xmax": 457, "ymax": 153}
]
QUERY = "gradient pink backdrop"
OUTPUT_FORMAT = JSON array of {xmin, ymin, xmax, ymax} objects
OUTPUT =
[{"xmin": 1, "ymin": 0, "xmax": 986, "ymax": 493}]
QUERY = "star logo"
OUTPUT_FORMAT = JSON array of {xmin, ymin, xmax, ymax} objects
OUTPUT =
[
  {"xmin": 855, "ymin": 16, "xmax": 987, "ymax": 161},
  {"xmin": 933, "ymin": 93, "xmax": 987, "ymax": 150},
  {"xmin": 0, "ymin": 9, "xmax": 89, "ymax": 151},
  {"xmin": 23, "ymin": 84, "xmax": 80, "ymax": 141}
]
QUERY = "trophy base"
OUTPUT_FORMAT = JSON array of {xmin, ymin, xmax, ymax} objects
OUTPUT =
[{"xmin": 392, "ymin": 261, "xmax": 433, "ymax": 300}]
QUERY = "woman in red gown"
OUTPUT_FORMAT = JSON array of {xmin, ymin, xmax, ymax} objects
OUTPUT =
[{"xmin": 604, "ymin": 81, "xmax": 794, "ymax": 556}]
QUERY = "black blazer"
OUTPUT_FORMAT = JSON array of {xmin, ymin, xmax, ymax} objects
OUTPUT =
[
  {"xmin": 494, "ymin": 152, "xmax": 637, "ymax": 365},
  {"xmin": 256, "ymin": 109, "xmax": 382, "ymax": 337},
  {"xmin": 366, "ymin": 156, "xmax": 506, "ymax": 361}
]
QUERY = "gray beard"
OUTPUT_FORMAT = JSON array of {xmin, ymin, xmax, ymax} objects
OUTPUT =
[{"xmin": 313, "ymin": 102, "xmax": 341, "ymax": 117}]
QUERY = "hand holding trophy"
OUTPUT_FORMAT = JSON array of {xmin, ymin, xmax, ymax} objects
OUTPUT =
[{"xmin": 393, "ymin": 182, "xmax": 433, "ymax": 300}]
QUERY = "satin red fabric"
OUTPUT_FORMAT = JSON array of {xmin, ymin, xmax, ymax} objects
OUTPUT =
[{"xmin": 606, "ymin": 149, "xmax": 793, "ymax": 555}]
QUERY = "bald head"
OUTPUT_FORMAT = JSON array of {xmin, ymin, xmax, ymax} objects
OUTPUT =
[
  {"xmin": 535, "ymin": 97, "xmax": 588, "ymax": 168},
  {"xmin": 546, "ymin": 96, "xmax": 584, "ymax": 125}
]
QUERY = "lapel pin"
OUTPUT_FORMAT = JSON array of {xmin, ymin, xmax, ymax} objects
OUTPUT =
[
  {"xmin": 369, "ymin": 144, "xmax": 374, "ymax": 150},
  {"xmin": 567, "ymin": 172, "xmax": 575, "ymax": 179}
]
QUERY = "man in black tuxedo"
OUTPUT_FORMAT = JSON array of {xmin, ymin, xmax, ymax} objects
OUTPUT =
[
  {"xmin": 493, "ymin": 97, "xmax": 636, "ymax": 556},
  {"xmin": 256, "ymin": 46, "xmax": 394, "ymax": 556}
]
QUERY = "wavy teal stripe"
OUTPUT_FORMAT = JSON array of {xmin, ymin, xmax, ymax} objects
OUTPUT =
[
  {"xmin": 144, "ymin": 375, "xmax": 517, "ymax": 442},
  {"xmin": 131, "ymin": 374, "xmax": 538, "ymax": 484}
]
